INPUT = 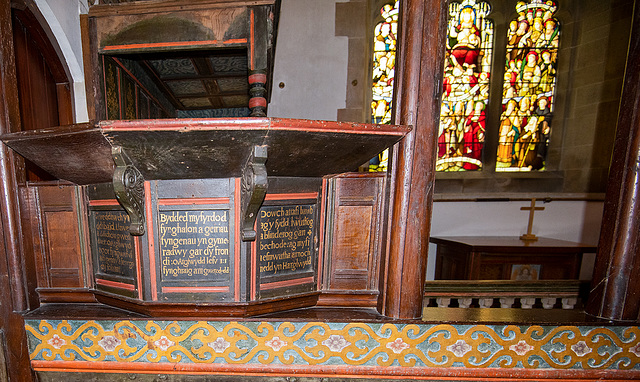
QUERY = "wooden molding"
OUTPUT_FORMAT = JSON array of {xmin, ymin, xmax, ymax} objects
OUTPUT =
[
  {"xmin": 93, "ymin": 289, "xmax": 321, "ymax": 318},
  {"xmin": 88, "ymin": 0, "xmax": 277, "ymax": 17}
]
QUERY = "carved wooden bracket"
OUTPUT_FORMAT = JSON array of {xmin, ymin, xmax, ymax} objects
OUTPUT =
[
  {"xmin": 241, "ymin": 145, "xmax": 268, "ymax": 241},
  {"xmin": 112, "ymin": 146, "xmax": 145, "ymax": 236}
]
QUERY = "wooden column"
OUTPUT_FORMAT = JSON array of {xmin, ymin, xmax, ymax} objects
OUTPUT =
[
  {"xmin": 0, "ymin": 0, "xmax": 36, "ymax": 380},
  {"xmin": 248, "ymin": 5, "xmax": 269, "ymax": 117},
  {"xmin": 382, "ymin": 0, "xmax": 447, "ymax": 319},
  {"xmin": 586, "ymin": 2, "xmax": 640, "ymax": 322}
]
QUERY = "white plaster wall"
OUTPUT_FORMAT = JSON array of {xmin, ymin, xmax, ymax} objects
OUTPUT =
[
  {"xmin": 36, "ymin": 0, "xmax": 89, "ymax": 123},
  {"xmin": 267, "ymin": 0, "xmax": 348, "ymax": 121},
  {"xmin": 426, "ymin": 200, "xmax": 604, "ymax": 281}
]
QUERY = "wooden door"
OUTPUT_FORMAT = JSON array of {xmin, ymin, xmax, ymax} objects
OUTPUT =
[{"xmin": 12, "ymin": 7, "xmax": 73, "ymax": 181}]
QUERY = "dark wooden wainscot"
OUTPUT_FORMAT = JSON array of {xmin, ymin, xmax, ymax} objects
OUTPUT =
[
  {"xmin": 432, "ymin": 236, "xmax": 597, "ymax": 280},
  {"xmin": 318, "ymin": 172, "xmax": 387, "ymax": 307},
  {"xmin": 23, "ymin": 183, "xmax": 94, "ymax": 303},
  {"xmin": 3, "ymin": 118, "xmax": 409, "ymax": 316}
]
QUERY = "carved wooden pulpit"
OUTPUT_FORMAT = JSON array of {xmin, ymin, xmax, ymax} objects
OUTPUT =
[
  {"xmin": 1, "ymin": 0, "xmax": 409, "ymax": 317},
  {"xmin": 2, "ymin": 1, "xmax": 640, "ymax": 381}
]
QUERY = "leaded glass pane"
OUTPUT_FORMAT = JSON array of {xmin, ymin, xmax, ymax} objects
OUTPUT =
[
  {"xmin": 372, "ymin": 1, "xmax": 398, "ymax": 125},
  {"xmin": 437, "ymin": 0, "xmax": 493, "ymax": 172},
  {"xmin": 369, "ymin": 1, "xmax": 398, "ymax": 172},
  {"xmin": 496, "ymin": 0, "xmax": 559, "ymax": 172}
]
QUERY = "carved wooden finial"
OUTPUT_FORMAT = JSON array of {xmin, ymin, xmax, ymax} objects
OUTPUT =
[{"xmin": 520, "ymin": 198, "xmax": 545, "ymax": 241}]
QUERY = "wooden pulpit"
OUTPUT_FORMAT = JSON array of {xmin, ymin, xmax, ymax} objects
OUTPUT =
[
  {"xmin": 0, "ymin": 0, "xmax": 410, "ymax": 317},
  {"xmin": 3, "ymin": 118, "xmax": 408, "ymax": 316}
]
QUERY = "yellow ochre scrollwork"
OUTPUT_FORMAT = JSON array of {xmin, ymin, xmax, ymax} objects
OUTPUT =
[{"xmin": 25, "ymin": 320, "xmax": 640, "ymax": 370}]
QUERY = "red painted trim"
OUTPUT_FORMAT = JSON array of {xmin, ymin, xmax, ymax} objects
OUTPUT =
[
  {"xmin": 162, "ymin": 286, "xmax": 228, "ymax": 293},
  {"xmin": 271, "ymin": 118, "xmax": 411, "ymax": 136},
  {"xmin": 264, "ymin": 193, "xmax": 319, "ymax": 201},
  {"xmin": 260, "ymin": 276, "xmax": 314, "ymax": 290},
  {"xmin": 88, "ymin": 199, "xmax": 120, "ymax": 207},
  {"xmin": 145, "ymin": 181, "xmax": 157, "ymax": 301},
  {"xmin": 318, "ymin": 178, "xmax": 327, "ymax": 290},
  {"xmin": 135, "ymin": 237, "xmax": 142, "ymax": 295},
  {"xmin": 268, "ymin": 117, "xmax": 410, "ymax": 135},
  {"xmin": 248, "ymin": 97, "xmax": 267, "ymax": 108},
  {"xmin": 234, "ymin": 178, "xmax": 241, "ymax": 300},
  {"xmin": 30, "ymin": 361, "xmax": 640, "ymax": 380},
  {"xmin": 157, "ymin": 198, "xmax": 230, "ymax": 206},
  {"xmin": 268, "ymin": 125, "xmax": 407, "ymax": 136},
  {"xmin": 248, "ymin": 73, "xmax": 267, "ymax": 84},
  {"xmin": 102, "ymin": 39, "xmax": 248, "ymax": 52},
  {"xmin": 250, "ymin": 9, "xmax": 255, "ymax": 70},
  {"xmin": 95, "ymin": 279, "xmax": 135, "ymax": 291},
  {"xmin": 99, "ymin": 118, "xmax": 409, "ymax": 136},
  {"xmin": 251, "ymin": 232, "xmax": 257, "ymax": 300}
]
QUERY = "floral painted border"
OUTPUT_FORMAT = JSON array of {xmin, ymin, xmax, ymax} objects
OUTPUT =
[{"xmin": 25, "ymin": 320, "xmax": 640, "ymax": 372}]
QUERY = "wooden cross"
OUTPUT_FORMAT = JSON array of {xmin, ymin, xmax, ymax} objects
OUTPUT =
[{"xmin": 520, "ymin": 198, "xmax": 545, "ymax": 241}]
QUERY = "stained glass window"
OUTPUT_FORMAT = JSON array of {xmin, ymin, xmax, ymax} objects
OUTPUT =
[
  {"xmin": 437, "ymin": 0, "xmax": 493, "ymax": 172},
  {"xmin": 496, "ymin": 0, "xmax": 559, "ymax": 172},
  {"xmin": 369, "ymin": 1, "xmax": 398, "ymax": 172}
]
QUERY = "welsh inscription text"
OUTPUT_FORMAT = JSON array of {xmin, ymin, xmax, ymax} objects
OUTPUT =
[
  {"xmin": 158, "ymin": 210, "xmax": 230, "ymax": 282},
  {"xmin": 258, "ymin": 205, "xmax": 315, "ymax": 278},
  {"xmin": 94, "ymin": 210, "xmax": 136, "ymax": 279}
]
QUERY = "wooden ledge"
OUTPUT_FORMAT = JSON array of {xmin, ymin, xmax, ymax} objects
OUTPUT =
[
  {"xmin": 1, "ymin": 118, "xmax": 410, "ymax": 184},
  {"xmin": 24, "ymin": 301, "xmax": 624, "ymax": 326}
]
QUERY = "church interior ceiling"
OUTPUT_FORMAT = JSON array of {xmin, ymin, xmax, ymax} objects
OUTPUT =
[{"xmin": 114, "ymin": 49, "xmax": 250, "ymax": 112}]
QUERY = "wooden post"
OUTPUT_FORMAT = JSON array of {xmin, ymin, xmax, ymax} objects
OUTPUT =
[
  {"xmin": 248, "ymin": 6, "xmax": 269, "ymax": 117},
  {"xmin": 383, "ymin": 0, "xmax": 448, "ymax": 319},
  {"xmin": 586, "ymin": 1, "xmax": 640, "ymax": 322},
  {"xmin": 0, "ymin": 0, "xmax": 36, "ymax": 380}
]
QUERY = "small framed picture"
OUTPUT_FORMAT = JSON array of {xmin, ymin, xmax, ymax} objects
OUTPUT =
[{"xmin": 511, "ymin": 264, "xmax": 541, "ymax": 280}]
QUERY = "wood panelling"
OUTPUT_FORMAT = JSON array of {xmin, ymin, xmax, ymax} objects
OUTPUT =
[
  {"xmin": 28, "ymin": 185, "xmax": 87, "ymax": 291},
  {"xmin": 12, "ymin": 8, "xmax": 72, "ymax": 130},
  {"xmin": 12, "ymin": 7, "xmax": 73, "ymax": 182},
  {"xmin": 324, "ymin": 173, "xmax": 385, "ymax": 293},
  {"xmin": 101, "ymin": 56, "xmax": 174, "ymax": 120},
  {"xmin": 13, "ymin": 12, "xmax": 58, "ymax": 131},
  {"xmin": 332, "ymin": 205, "xmax": 373, "ymax": 289},
  {"xmin": 432, "ymin": 237, "xmax": 593, "ymax": 281},
  {"xmin": 44, "ymin": 211, "xmax": 82, "ymax": 287}
]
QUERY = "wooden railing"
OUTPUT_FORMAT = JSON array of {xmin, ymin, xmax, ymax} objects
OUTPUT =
[{"xmin": 424, "ymin": 280, "xmax": 589, "ymax": 309}]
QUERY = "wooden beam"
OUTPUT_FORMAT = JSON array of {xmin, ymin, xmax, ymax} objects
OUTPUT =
[
  {"xmin": 88, "ymin": 0, "xmax": 277, "ymax": 17},
  {"xmin": 382, "ymin": 0, "xmax": 448, "ymax": 319},
  {"xmin": 586, "ymin": 1, "xmax": 640, "ymax": 322},
  {"xmin": 0, "ymin": 0, "xmax": 35, "ymax": 380}
]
